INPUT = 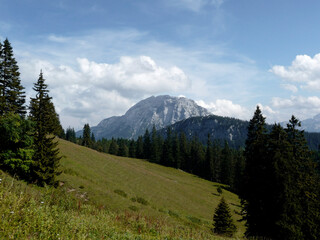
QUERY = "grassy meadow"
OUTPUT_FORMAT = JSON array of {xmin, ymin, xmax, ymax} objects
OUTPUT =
[{"xmin": 0, "ymin": 138, "xmax": 245, "ymax": 239}]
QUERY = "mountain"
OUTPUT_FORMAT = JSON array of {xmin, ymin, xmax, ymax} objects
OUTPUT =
[
  {"xmin": 88, "ymin": 95, "xmax": 211, "ymax": 140},
  {"xmin": 300, "ymin": 114, "xmax": 320, "ymax": 132},
  {"xmin": 158, "ymin": 115, "xmax": 249, "ymax": 148},
  {"xmin": 160, "ymin": 115, "xmax": 320, "ymax": 150}
]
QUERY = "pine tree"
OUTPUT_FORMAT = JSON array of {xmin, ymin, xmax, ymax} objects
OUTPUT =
[
  {"xmin": 205, "ymin": 134, "xmax": 214, "ymax": 180},
  {"xmin": 239, "ymin": 106, "xmax": 269, "ymax": 237},
  {"xmin": 29, "ymin": 71, "xmax": 61, "ymax": 186},
  {"xmin": 161, "ymin": 127, "xmax": 174, "ymax": 167},
  {"xmin": 150, "ymin": 125, "xmax": 160, "ymax": 163},
  {"xmin": 143, "ymin": 129, "xmax": 151, "ymax": 159},
  {"xmin": 136, "ymin": 136, "xmax": 144, "ymax": 159},
  {"xmin": 0, "ymin": 39, "xmax": 26, "ymax": 116},
  {"xmin": 82, "ymin": 123, "xmax": 92, "ymax": 147},
  {"xmin": 129, "ymin": 139, "xmax": 136, "ymax": 158},
  {"xmin": 66, "ymin": 127, "xmax": 76, "ymax": 143},
  {"xmin": 213, "ymin": 197, "xmax": 237, "ymax": 237},
  {"xmin": 179, "ymin": 132, "xmax": 189, "ymax": 170},
  {"xmin": 108, "ymin": 138, "xmax": 119, "ymax": 155},
  {"xmin": 220, "ymin": 141, "xmax": 234, "ymax": 186}
]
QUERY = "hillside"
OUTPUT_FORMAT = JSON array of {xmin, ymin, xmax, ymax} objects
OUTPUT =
[{"xmin": 1, "ymin": 139, "xmax": 245, "ymax": 239}]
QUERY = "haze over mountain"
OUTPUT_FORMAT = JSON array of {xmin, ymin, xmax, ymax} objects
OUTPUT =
[
  {"xmin": 87, "ymin": 95, "xmax": 210, "ymax": 140},
  {"xmin": 300, "ymin": 114, "xmax": 320, "ymax": 133}
]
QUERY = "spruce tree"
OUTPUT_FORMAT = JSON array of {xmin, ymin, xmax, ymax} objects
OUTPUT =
[
  {"xmin": 136, "ymin": 136, "xmax": 144, "ymax": 159},
  {"xmin": 0, "ymin": 39, "xmax": 26, "ymax": 116},
  {"xmin": 213, "ymin": 197, "xmax": 237, "ymax": 237},
  {"xmin": 240, "ymin": 106, "xmax": 269, "ymax": 237},
  {"xmin": 29, "ymin": 71, "xmax": 61, "ymax": 186},
  {"xmin": 82, "ymin": 123, "xmax": 92, "ymax": 147},
  {"xmin": 143, "ymin": 129, "xmax": 151, "ymax": 159},
  {"xmin": 150, "ymin": 125, "xmax": 160, "ymax": 163},
  {"xmin": 205, "ymin": 134, "xmax": 214, "ymax": 181}
]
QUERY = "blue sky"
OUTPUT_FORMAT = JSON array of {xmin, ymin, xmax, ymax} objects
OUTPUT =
[{"xmin": 1, "ymin": 0, "xmax": 320, "ymax": 129}]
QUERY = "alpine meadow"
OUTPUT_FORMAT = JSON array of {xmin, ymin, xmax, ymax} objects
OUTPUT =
[{"xmin": 2, "ymin": 1, "xmax": 320, "ymax": 239}]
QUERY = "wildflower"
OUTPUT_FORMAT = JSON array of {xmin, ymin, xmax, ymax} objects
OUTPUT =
[
  {"xmin": 10, "ymin": 211, "xmax": 14, "ymax": 214},
  {"xmin": 41, "ymin": 201, "xmax": 44, "ymax": 204}
]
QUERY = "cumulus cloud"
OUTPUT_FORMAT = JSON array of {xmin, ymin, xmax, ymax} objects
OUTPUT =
[
  {"xmin": 196, "ymin": 99, "xmax": 251, "ymax": 120},
  {"xmin": 268, "ymin": 96, "xmax": 320, "ymax": 121},
  {"xmin": 270, "ymin": 53, "xmax": 320, "ymax": 91},
  {"xmin": 77, "ymin": 56, "xmax": 190, "ymax": 96},
  {"xmin": 20, "ymin": 56, "xmax": 191, "ymax": 129}
]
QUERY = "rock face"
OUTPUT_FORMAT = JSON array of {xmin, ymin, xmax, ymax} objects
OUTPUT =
[
  {"xmin": 301, "ymin": 114, "xmax": 320, "ymax": 132},
  {"xmin": 91, "ymin": 95, "xmax": 211, "ymax": 139}
]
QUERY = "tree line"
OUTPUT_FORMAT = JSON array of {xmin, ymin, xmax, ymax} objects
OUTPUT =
[{"xmin": 0, "ymin": 38, "xmax": 63, "ymax": 186}]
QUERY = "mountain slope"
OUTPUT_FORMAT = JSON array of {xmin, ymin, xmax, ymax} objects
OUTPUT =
[
  {"xmin": 88, "ymin": 95, "xmax": 210, "ymax": 139},
  {"xmin": 0, "ymin": 139, "xmax": 245, "ymax": 239},
  {"xmin": 58, "ymin": 138, "xmax": 245, "ymax": 238},
  {"xmin": 160, "ymin": 115, "xmax": 320, "ymax": 150},
  {"xmin": 158, "ymin": 115, "xmax": 249, "ymax": 148}
]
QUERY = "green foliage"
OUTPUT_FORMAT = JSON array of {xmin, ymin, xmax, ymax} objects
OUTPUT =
[
  {"xmin": 29, "ymin": 72, "xmax": 61, "ymax": 186},
  {"xmin": 82, "ymin": 123, "xmax": 92, "ymax": 147},
  {"xmin": 0, "ymin": 38, "xmax": 26, "ymax": 117},
  {"xmin": 66, "ymin": 127, "xmax": 77, "ymax": 143},
  {"xmin": 240, "ymin": 109, "xmax": 320, "ymax": 240},
  {"xmin": 0, "ymin": 112, "xmax": 34, "ymax": 179},
  {"xmin": 213, "ymin": 197, "xmax": 237, "ymax": 237},
  {"xmin": 217, "ymin": 186, "xmax": 223, "ymax": 195}
]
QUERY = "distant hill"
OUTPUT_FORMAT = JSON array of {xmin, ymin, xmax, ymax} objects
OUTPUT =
[
  {"xmin": 83, "ymin": 95, "xmax": 210, "ymax": 140},
  {"xmin": 159, "ymin": 115, "xmax": 320, "ymax": 150},
  {"xmin": 158, "ymin": 115, "xmax": 249, "ymax": 148}
]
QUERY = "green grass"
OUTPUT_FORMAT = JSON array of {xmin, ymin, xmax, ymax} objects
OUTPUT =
[{"xmin": 0, "ymin": 138, "xmax": 245, "ymax": 239}]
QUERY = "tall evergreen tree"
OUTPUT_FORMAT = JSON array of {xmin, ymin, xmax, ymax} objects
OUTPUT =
[
  {"xmin": 82, "ymin": 123, "xmax": 92, "ymax": 147},
  {"xmin": 29, "ymin": 71, "xmax": 61, "ymax": 186},
  {"xmin": 150, "ymin": 125, "xmax": 160, "ymax": 163},
  {"xmin": 205, "ymin": 134, "xmax": 214, "ymax": 181},
  {"xmin": 136, "ymin": 136, "xmax": 144, "ymax": 159},
  {"xmin": 179, "ymin": 132, "xmax": 189, "ymax": 170},
  {"xmin": 220, "ymin": 141, "xmax": 234, "ymax": 186},
  {"xmin": 66, "ymin": 127, "xmax": 76, "ymax": 143},
  {"xmin": 143, "ymin": 129, "xmax": 151, "ymax": 159},
  {"xmin": 0, "ymin": 39, "xmax": 26, "ymax": 116},
  {"xmin": 240, "ymin": 106, "xmax": 269, "ymax": 238}
]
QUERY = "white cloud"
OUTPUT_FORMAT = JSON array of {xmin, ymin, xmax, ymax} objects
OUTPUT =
[
  {"xmin": 270, "ymin": 53, "xmax": 320, "ymax": 91},
  {"xmin": 20, "ymin": 56, "xmax": 190, "ymax": 129},
  {"xmin": 269, "ymin": 96, "xmax": 320, "ymax": 121},
  {"xmin": 196, "ymin": 99, "xmax": 251, "ymax": 120}
]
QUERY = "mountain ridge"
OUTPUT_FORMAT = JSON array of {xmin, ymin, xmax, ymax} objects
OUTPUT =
[{"xmin": 87, "ymin": 95, "xmax": 211, "ymax": 139}]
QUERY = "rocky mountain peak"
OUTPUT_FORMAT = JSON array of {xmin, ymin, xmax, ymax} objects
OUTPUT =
[{"xmin": 91, "ymin": 95, "xmax": 211, "ymax": 139}]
